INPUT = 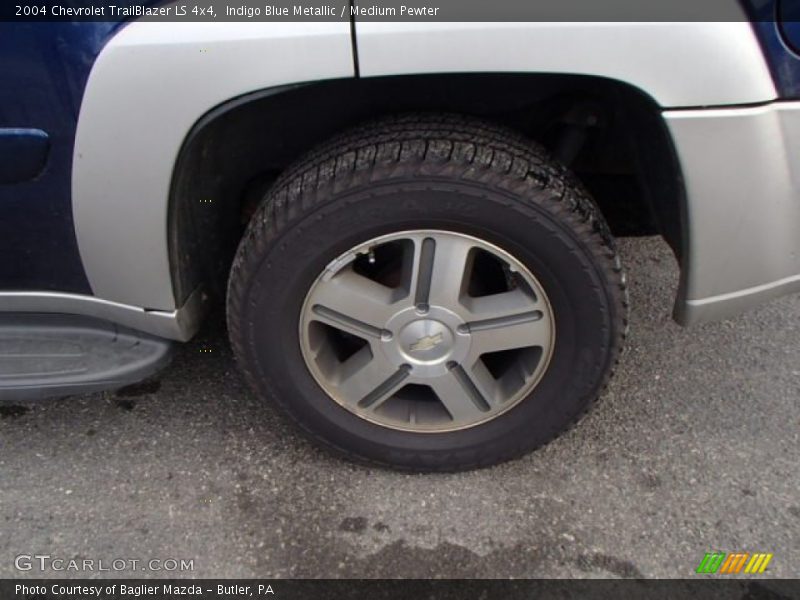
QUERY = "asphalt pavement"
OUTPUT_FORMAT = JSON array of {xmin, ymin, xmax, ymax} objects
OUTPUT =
[{"xmin": 1, "ymin": 236, "xmax": 798, "ymax": 579}]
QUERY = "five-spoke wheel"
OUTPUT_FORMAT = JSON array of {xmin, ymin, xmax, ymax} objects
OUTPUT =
[{"xmin": 300, "ymin": 230, "xmax": 555, "ymax": 432}]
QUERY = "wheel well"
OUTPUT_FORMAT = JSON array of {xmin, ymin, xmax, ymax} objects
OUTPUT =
[{"xmin": 168, "ymin": 73, "xmax": 685, "ymax": 305}]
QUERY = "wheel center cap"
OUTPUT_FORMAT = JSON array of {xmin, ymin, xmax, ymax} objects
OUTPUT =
[
  {"xmin": 382, "ymin": 305, "xmax": 470, "ymax": 377},
  {"xmin": 398, "ymin": 319, "xmax": 454, "ymax": 363}
]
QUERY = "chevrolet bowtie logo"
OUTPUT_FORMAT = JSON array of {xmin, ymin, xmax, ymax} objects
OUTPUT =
[{"xmin": 409, "ymin": 332, "xmax": 444, "ymax": 352}]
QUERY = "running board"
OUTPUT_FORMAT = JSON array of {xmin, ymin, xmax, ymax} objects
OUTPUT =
[{"xmin": 0, "ymin": 313, "xmax": 172, "ymax": 401}]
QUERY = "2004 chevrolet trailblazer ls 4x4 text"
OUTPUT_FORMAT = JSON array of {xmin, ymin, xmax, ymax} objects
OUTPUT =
[{"xmin": 2, "ymin": 4, "xmax": 800, "ymax": 470}]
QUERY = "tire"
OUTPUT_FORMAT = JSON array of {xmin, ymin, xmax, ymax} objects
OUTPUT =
[{"xmin": 227, "ymin": 114, "xmax": 627, "ymax": 472}]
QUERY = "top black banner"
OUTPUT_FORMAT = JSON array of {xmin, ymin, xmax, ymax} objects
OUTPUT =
[{"xmin": 0, "ymin": 0, "xmax": 788, "ymax": 22}]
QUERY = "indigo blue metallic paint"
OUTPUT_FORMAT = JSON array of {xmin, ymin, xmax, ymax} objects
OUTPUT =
[
  {"xmin": 744, "ymin": 0, "xmax": 800, "ymax": 98},
  {"xmin": 0, "ymin": 8, "xmax": 161, "ymax": 294},
  {"xmin": 777, "ymin": 1, "xmax": 800, "ymax": 55},
  {"xmin": 0, "ymin": 22, "xmax": 123, "ymax": 292}
]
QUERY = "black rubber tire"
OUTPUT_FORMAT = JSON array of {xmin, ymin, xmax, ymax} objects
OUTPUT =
[{"xmin": 227, "ymin": 114, "xmax": 627, "ymax": 472}]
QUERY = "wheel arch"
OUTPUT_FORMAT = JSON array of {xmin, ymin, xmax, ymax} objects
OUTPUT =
[{"xmin": 167, "ymin": 73, "xmax": 687, "ymax": 309}]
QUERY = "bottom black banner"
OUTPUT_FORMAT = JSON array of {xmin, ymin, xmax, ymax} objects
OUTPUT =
[{"xmin": 1, "ymin": 580, "xmax": 799, "ymax": 600}]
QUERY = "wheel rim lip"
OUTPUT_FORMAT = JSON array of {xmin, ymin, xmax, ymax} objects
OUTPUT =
[{"xmin": 298, "ymin": 229, "xmax": 556, "ymax": 433}]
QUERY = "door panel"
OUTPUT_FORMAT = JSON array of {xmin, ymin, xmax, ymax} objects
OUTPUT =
[{"xmin": 0, "ymin": 22, "xmax": 122, "ymax": 292}]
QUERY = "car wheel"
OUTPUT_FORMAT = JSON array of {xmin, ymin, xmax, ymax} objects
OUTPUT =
[{"xmin": 227, "ymin": 114, "xmax": 627, "ymax": 471}]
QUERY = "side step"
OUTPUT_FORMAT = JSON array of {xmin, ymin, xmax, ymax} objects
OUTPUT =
[{"xmin": 0, "ymin": 313, "xmax": 172, "ymax": 401}]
